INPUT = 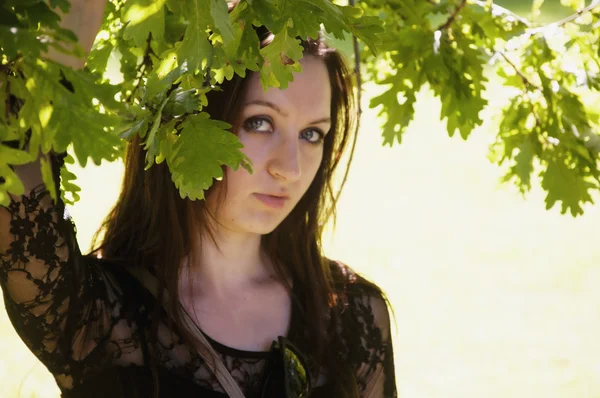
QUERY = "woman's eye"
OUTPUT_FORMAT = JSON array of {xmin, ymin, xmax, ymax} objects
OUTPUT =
[
  {"xmin": 301, "ymin": 129, "xmax": 325, "ymax": 144},
  {"xmin": 243, "ymin": 116, "xmax": 273, "ymax": 133}
]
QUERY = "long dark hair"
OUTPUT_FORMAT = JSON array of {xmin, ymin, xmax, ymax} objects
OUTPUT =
[{"xmin": 90, "ymin": 29, "xmax": 366, "ymax": 397}]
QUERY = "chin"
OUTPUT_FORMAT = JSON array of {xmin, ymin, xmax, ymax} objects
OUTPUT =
[
  {"xmin": 251, "ymin": 224, "xmax": 280, "ymax": 236},
  {"xmin": 243, "ymin": 219, "xmax": 285, "ymax": 235}
]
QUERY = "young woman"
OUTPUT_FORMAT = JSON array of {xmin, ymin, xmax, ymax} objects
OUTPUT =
[{"xmin": 0, "ymin": 1, "xmax": 396, "ymax": 397}]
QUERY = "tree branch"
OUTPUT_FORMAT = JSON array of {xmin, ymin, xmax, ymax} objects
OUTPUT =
[
  {"xmin": 470, "ymin": 0, "xmax": 531, "ymax": 26},
  {"xmin": 126, "ymin": 33, "xmax": 155, "ymax": 102},
  {"xmin": 436, "ymin": 0, "xmax": 467, "ymax": 31},
  {"xmin": 549, "ymin": 0, "xmax": 600, "ymax": 28},
  {"xmin": 498, "ymin": 50, "xmax": 542, "ymax": 92}
]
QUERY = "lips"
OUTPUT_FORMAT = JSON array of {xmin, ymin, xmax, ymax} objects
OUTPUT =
[{"xmin": 254, "ymin": 193, "xmax": 288, "ymax": 209}]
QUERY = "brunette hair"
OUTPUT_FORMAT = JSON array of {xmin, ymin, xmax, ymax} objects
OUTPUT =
[{"xmin": 90, "ymin": 31, "xmax": 365, "ymax": 397}]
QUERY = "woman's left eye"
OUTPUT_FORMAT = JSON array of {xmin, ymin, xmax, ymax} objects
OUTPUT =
[
  {"xmin": 301, "ymin": 129, "xmax": 325, "ymax": 144},
  {"xmin": 243, "ymin": 116, "xmax": 273, "ymax": 133}
]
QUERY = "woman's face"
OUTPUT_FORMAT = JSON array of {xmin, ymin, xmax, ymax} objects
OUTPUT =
[{"xmin": 206, "ymin": 55, "xmax": 332, "ymax": 235}]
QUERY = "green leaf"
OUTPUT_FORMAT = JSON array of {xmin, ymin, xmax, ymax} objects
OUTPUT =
[
  {"xmin": 431, "ymin": 30, "xmax": 488, "ymax": 139},
  {"xmin": 338, "ymin": 6, "xmax": 383, "ymax": 54},
  {"xmin": 3, "ymin": 0, "xmax": 44, "ymax": 7},
  {"xmin": 145, "ymin": 59, "xmax": 189, "ymax": 101},
  {"xmin": 502, "ymin": 136, "xmax": 536, "ymax": 194},
  {"xmin": 0, "ymin": 26, "xmax": 45, "ymax": 59},
  {"xmin": 0, "ymin": 141, "xmax": 32, "ymax": 205},
  {"xmin": 0, "ymin": 144, "xmax": 33, "ymax": 165},
  {"xmin": 210, "ymin": 0, "xmax": 235, "ymax": 44},
  {"xmin": 0, "ymin": 8, "xmax": 24, "ymax": 27},
  {"xmin": 119, "ymin": 117, "xmax": 149, "ymax": 140},
  {"xmin": 116, "ymin": 36, "xmax": 140, "ymax": 84},
  {"xmin": 228, "ymin": 3, "xmax": 260, "ymax": 74},
  {"xmin": 21, "ymin": 60, "xmax": 125, "ymax": 168},
  {"xmin": 168, "ymin": 112, "xmax": 251, "ymax": 200},
  {"xmin": 259, "ymin": 26, "xmax": 303, "ymax": 89},
  {"xmin": 154, "ymin": 119, "xmax": 177, "ymax": 165},
  {"xmin": 87, "ymin": 40, "xmax": 115, "ymax": 76},
  {"xmin": 49, "ymin": 0, "xmax": 70, "ymax": 13},
  {"xmin": 0, "ymin": 164, "xmax": 25, "ymax": 206},
  {"xmin": 175, "ymin": 0, "xmax": 213, "ymax": 74},
  {"xmin": 59, "ymin": 153, "xmax": 81, "ymax": 206},
  {"xmin": 145, "ymin": 118, "xmax": 176, "ymax": 169},
  {"xmin": 249, "ymin": 0, "xmax": 383, "ymax": 54},
  {"xmin": 163, "ymin": 88, "xmax": 201, "ymax": 116},
  {"xmin": 541, "ymin": 157, "xmax": 596, "ymax": 216},
  {"xmin": 22, "ymin": 2, "xmax": 61, "ymax": 29},
  {"xmin": 492, "ymin": 97, "xmax": 534, "ymax": 164},
  {"xmin": 143, "ymin": 94, "xmax": 170, "ymax": 169},
  {"xmin": 39, "ymin": 155, "xmax": 57, "ymax": 203},
  {"xmin": 370, "ymin": 85, "xmax": 418, "ymax": 146},
  {"xmin": 531, "ymin": 0, "xmax": 545, "ymax": 19},
  {"xmin": 122, "ymin": 0, "xmax": 166, "ymax": 47},
  {"xmin": 560, "ymin": 0, "xmax": 584, "ymax": 11}
]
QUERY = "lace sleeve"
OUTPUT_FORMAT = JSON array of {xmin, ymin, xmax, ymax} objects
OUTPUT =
[
  {"xmin": 0, "ymin": 152, "xmax": 112, "ymax": 388},
  {"xmin": 331, "ymin": 261, "xmax": 397, "ymax": 398},
  {"xmin": 353, "ymin": 293, "xmax": 396, "ymax": 398}
]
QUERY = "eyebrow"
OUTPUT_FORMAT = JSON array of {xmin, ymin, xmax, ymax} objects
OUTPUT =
[{"xmin": 244, "ymin": 99, "xmax": 331, "ymax": 125}]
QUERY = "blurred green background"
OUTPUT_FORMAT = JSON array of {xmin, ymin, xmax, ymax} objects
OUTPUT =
[{"xmin": 2, "ymin": 1, "xmax": 600, "ymax": 397}]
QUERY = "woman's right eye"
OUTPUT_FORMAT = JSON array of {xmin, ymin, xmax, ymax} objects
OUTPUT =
[{"xmin": 243, "ymin": 116, "xmax": 273, "ymax": 133}]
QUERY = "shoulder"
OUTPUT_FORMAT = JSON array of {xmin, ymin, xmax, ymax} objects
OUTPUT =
[
  {"xmin": 326, "ymin": 260, "xmax": 398, "ymax": 395},
  {"xmin": 327, "ymin": 259, "xmax": 393, "ymax": 341},
  {"xmin": 328, "ymin": 259, "xmax": 389, "ymax": 306}
]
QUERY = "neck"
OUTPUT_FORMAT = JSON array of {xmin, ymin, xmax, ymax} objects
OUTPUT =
[{"xmin": 183, "ymin": 227, "xmax": 276, "ymax": 299}]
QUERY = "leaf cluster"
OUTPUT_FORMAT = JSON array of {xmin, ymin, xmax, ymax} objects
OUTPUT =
[
  {"xmin": 2, "ymin": 0, "xmax": 599, "ymax": 216},
  {"xmin": 361, "ymin": 0, "xmax": 600, "ymax": 216},
  {"xmin": 1, "ymin": 0, "xmax": 383, "ymax": 205}
]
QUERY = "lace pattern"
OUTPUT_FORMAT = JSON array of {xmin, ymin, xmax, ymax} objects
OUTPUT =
[{"xmin": 1, "ymin": 173, "xmax": 396, "ymax": 397}]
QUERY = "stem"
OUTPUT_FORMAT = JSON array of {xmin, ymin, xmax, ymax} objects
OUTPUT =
[
  {"xmin": 3, "ymin": 78, "xmax": 11, "ymax": 121},
  {"xmin": 549, "ymin": 1, "xmax": 600, "ymax": 27},
  {"xmin": 498, "ymin": 51, "xmax": 542, "ymax": 92},
  {"xmin": 437, "ymin": 0, "xmax": 467, "ymax": 31},
  {"xmin": 470, "ymin": 0, "xmax": 531, "ymax": 26},
  {"xmin": 497, "ymin": 51, "xmax": 543, "ymax": 128},
  {"xmin": 126, "ymin": 33, "xmax": 155, "ymax": 102},
  {"xmin": 526, "ymin": 92, "xmax": 543, "ymax": 129}
]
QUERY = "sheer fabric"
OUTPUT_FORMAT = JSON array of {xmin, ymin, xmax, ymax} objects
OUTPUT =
[{"xmin": 0, "ymin": 155, "xmax": 396, "ymax": 397}]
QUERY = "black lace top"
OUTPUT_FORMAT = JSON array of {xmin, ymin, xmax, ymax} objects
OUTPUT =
[{"xmin": 0, "ymin": 156, "xmax": 397, "ymax": 398}]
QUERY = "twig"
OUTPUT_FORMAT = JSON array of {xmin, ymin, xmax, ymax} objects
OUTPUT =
[
  {"xmin": 496, "ymin": 50, "xmax": 544, "ymax": 128},
  {"xmin": 549, "ymin": 0, "xmax": 600, "ymax": 28},
  {"xmin": 436, "ymin": 0, "xmax": 467, "ymax": 31},
  {"xmin": 471, "ymin": 0, "xmax": 531, "ymax": 26},
  {"xmin": 498, "ymin": 50, "xmax": 542, "ymax": 92},
  {"xmin": 525, "ymin": 92, "xmax": 543, "ymax": 129},
  {"xmin": 497, "ymin": 51, "xmax": 544, "ymax": 129},
  {"xmin": 126, "ymin": 33, "xmax": 156, "ymax": 102},
  {"xmin": 3, "ymin": 78, "xmax": 11, "ymax": 121}
]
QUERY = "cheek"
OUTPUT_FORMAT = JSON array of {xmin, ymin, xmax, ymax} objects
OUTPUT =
[
  {"xmin": 306, "ymin": 150, "xmax": 324, "ymax": 179},
  {"xmin": 239, "ymin": 134, "xmax": 270, "ymax": 165},
  {"xmin": 222, "ymin": 167, "xmax": 250, "ymax": 196}
]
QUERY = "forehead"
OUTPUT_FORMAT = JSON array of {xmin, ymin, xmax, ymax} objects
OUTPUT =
[{"xmin": 243, "ymin": 56, "xmax": 332, "ymax": 118}]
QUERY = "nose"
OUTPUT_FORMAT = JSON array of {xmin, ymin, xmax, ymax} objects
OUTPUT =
[{"xmin": 267, "ymin": 135, "xmax": 301, "ymax": 182}]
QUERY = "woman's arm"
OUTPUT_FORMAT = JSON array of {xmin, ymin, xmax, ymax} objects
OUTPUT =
[
  {"xmin": 44, "ymin": 0, "xmax": 108, "ymax": 69},
  {"xmin": 329, "ymin": 261, "xmax": 398, "ymax": 397},
  {"xmin": 0, "ymin": 1, "xmax": 112, "ymax": 389},
  {"xmin": 355, "ymin": 294, "xmax": 397, "ymax": 398}
]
